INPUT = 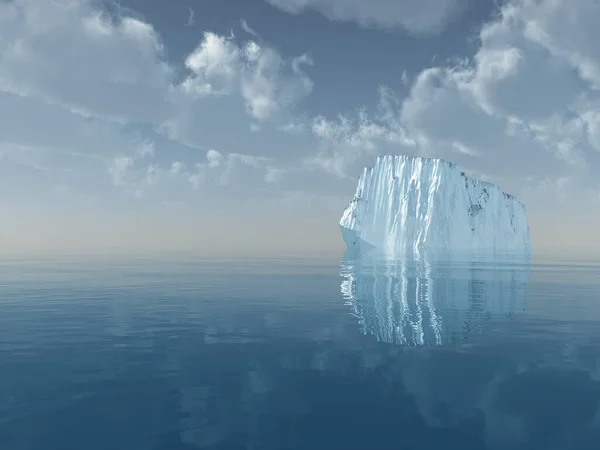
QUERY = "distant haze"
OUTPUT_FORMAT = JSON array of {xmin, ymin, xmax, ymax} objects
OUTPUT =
[{"xmin": 1, "ymin": 204, "xmax": 598, "ymax": 258}]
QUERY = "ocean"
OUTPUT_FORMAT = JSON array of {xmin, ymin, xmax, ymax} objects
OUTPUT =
[{"xmin": 1, "ymin": 253, "xmax": 600, "ymax": 449}]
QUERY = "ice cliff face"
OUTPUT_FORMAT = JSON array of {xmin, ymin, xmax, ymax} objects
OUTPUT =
[{"xmin": 340, "ymin": 155, "xmax": 531, "ymax": 255}]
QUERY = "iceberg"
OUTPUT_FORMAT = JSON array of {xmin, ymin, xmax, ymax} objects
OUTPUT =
[{"xmin": 340, "ymin": 155, "xmax": 531, "ymax": 256}]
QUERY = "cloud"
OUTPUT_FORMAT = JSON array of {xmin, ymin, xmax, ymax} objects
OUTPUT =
[
  {"xmin": 307, "ymin": 107, "xmax": 416, "ymax": 178},
  {"xmin": 183, "ymin": 150, "xmax": 281, "ymax": 194},
  {"xmin": 303, "ymin": 85, "xmax": 422, "ymax": 178},
  {"xmin": 186, "ymin": 8, "xmax": 195, "ymax": 27},
  {"xmin": 108, "ymin": 155, "xmax": 135, "ymax": 188},
  {"xmin": 240, "ymin": 19, "xmax": 260, "ymax": 38},
  {"xmin": 0, "ymin": 0, "xmax": 176, "ymax": 124},
  {"xmin": 264, "ymin": 0, "xmax": 468, "ymax": 35},
  {"xmin": 303, "ymin": 0, "xmax": 600, "ymax": 199},
  {"xmin": 513, "ymin": 0, "xmax": 600, "ymax": 88},
  {"xmin": 0, "ymin": 0, "xmax": 313, "ymax": 202},
  {"xmin": 104, "ymin": 143, "xmax": 280, "ymax": 200},
  {"xmin": 0, "ymin": 89, "xmax": 151, "ymax": 194},
  {"xmin": 278, "ymin": 121, "xmax": 305, "ymax": 134},
  {"xmin": 107, "ymin": 140, "xmax": 161, "ymax": 196},
  {"xmin": 407, "ymin": 0, "xmax": 600, "ymax": 179},
  {"xmin": 281, "ymin": 0, "xmax": 600, "ymax": 255},
  {"xmin": 181, "ymin": 32, "xmax": 313, "ymax": 121},
  {"xmin": 0, "ymin": 0, "xmax": 313, "ymax": 129},
  {"xmin": 182, "ymin": 32, "xmax": 242, "ymax": 97}
]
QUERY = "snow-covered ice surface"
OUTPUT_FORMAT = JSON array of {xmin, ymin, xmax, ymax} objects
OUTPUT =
[{"xmin": 340, "ymin": 155, "xmax": 531, "ymax": 257}]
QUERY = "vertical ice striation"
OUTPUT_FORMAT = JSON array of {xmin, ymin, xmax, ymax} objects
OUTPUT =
[{"xmin": 340, "ymin": 155, "xmax": 531, "ymax": 256}]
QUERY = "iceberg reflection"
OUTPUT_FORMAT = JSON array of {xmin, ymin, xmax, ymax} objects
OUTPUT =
[{"xmin": 341, "ymin": 252, "xmax": 530, "ymax": 345}]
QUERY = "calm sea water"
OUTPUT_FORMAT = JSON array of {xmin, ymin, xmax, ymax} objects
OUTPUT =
[{"xmin": 1, "ymin": 253, "xmax": 600, "ymax": 450}]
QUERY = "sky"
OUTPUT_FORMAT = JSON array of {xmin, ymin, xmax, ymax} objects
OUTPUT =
[{"xmin": 1, "ymin": 0, "xmax": 599, "ymax": 257}]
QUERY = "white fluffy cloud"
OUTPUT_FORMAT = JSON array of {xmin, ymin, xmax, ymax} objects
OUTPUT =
[
  {"xmin": 265, "ymin": 0, "xmax": 467, "ymax": 35},
  {"xmin": 412, "ymin": 0, "xmax": 600, "ymax": 176},
  {"xmin": 0, "ymin": 0, "xmax": 315, "ymax": 207},
  {"xmin": 0, "ymin": 0, "xmax": 175, "ymax": 124},
  {"xmin": 182, "ymin": 32, "xmax": 313, "ymax": 121},
  {"xmin": 514, "ymin": 0, "xmax": 600, "ymax": 88},
  {"xmin": 0, "ymin": 0, "xmax": 312, "ymax": 127},
  {"xmin": 306, "ymin": 0, "xmax": 600, "ymax": 203},
  {"xmin": 307, "ymin": 102, "xmax": 416, "ymax": 178}
]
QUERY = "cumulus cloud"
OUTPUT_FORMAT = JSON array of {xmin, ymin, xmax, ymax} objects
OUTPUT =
[
  {"xmin": 0, "ymin": 0, "xmax": 312, "ymax": 207},
  {"xmin": 0, "ymin": 0, "xmax": 175, "ymax": 124},
  {"xmin": 182, "ymin": 32, "xmax": 242, "ymax": 97},
  {"xmin": 0, "ymin": 0, "xmax": 313, "ymax": 128},
  {"xmin": 514, "ymin": 0, "xmax": 600, "ymax": 88},
  {"xmin": 265, "ymin": 0, "xmax": 468, "ymax": 35},
  {"xmin": 307, "ymin": 107, "xmax": 416, "ymax": 178},
  {"xmin": 304, "ymin": 0, "xmax": 600, "ymax": 204},
  {"xmin": 410, "ymin": 0, "xmax": 600, "ymax": 180},
  {"xmin": 182, "ymin": 32, "xmax": 313, "ymax": 121}
]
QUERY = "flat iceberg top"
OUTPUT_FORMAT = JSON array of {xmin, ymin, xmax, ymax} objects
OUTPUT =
[{"xmin": 340, "ymin": 155, "xmax": 531, "ymax": 255}]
